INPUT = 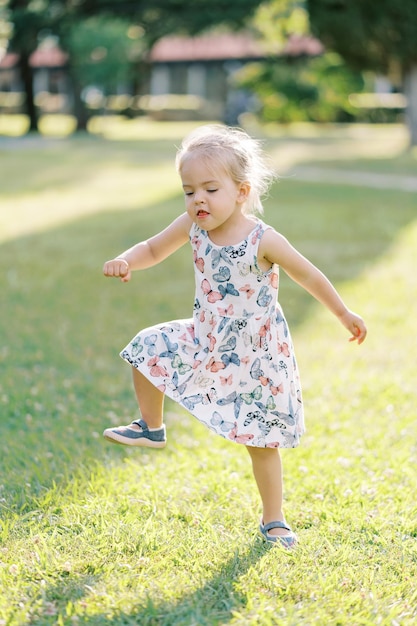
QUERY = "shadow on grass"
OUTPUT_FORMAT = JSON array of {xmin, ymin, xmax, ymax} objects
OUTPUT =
[
  {"xmin": 1, "ymin": 179, "xmax": 416, "ymax": 497},
  {"xmin": 30, "ymin": 539, "xmax": 277, "ymax": 626}
]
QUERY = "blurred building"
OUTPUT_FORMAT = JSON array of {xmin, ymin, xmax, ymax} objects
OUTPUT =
[
  {"xmin": 145, "ymin": 32, "xmax": 267, "ymax": 123},
  {"xmin": 0, "ymin": 39, "xmax": 71, "ymax": 114},
  {"xmin": 0, "ymin": 31, "xmax": 322, "ymax": 122},
  {"xmin": 146, "ymin": 32, "xmax": 323, "ymax": 122}
]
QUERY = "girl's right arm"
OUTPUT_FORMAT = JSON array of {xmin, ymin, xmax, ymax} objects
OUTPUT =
[{"xmin": 103, "ymin": 212, "xmax": 193, "ymax": 282}]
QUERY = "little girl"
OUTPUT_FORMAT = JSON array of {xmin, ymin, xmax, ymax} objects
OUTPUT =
[{"xmin": 103, "ymin": 124, "xmax": 367, "ymax": 548}]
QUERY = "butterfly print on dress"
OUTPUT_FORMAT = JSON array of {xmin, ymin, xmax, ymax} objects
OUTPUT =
[
  {"xmin": 201, "ymin": 279, "xmax": 223, "ymax": 303},
  {"xmin": 120, "ymin": 221, "xmax": 304, "ymax": 448}
]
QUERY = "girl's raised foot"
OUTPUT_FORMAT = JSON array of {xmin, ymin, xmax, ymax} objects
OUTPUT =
[{"xmin": 103, "ymin": 418, "xmax": 166, "ymax": 448}]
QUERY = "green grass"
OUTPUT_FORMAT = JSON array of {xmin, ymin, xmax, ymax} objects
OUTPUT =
[{"xmin": 1, "ymin": 121, "xmax": 417, "ymax": 625}]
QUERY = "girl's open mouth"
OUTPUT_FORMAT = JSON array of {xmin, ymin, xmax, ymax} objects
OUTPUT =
[{"xmin": 197, "ymin": 210, "xmax": 210, "ymax": 217}]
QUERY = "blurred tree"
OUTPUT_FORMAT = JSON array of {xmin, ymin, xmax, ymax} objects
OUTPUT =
[
  {"xmin": 62, "ymin": 15, "xmax": 144, "ymax": 129},
  {"xmin": 93, "ymin": 0, "xmax": 263, "ymax": 44},
  {"xmin": 308, "ymin": 0, "xmax": 417, "ymax": 145},
  {"xmin": 1, "ymin": 0, "xmax": 50, "ymax": 130},
  {"xmin": 234, "ymin": 0, "xmax": 365, "ymax": 123},
  {"xmin": 235, "ymin": 52, "xmax": 363, "ymax": 123},
  {"xmin": 2, "ymin": 0, "xmax": 263, "ymax": 131},
  {"xmin": 250, "ymin": 0, "xmax": 309, "ymax": 53}
]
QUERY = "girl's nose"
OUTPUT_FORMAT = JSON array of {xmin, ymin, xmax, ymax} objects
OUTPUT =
[{"xmin": 194, "ymin": 190, "xmax": 205, "ymax": 204}]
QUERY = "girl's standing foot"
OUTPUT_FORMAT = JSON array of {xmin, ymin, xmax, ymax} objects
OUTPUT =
[{"xmin": 246, "ymin": 446, "xmax": 297, "ymax": 548}]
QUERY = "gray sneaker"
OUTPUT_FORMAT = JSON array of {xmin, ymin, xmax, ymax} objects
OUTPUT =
[{"xmin": 103, "ymin": 418, "xmax": 166, "ymax": 448}]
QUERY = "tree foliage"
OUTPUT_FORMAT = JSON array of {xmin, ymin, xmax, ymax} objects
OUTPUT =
[
  {"xmin": 251, "ymin": 0, "xmax": 309, "ymax": 53},
  {"xmin": 307, "ymin": 0, "xmax": 417, "ymax": 144},
  {"xmin": 235, "ymin": 52, "xmax": 364, "ymax": 123},
  {"xmin": 64, "ymin": 16, "xmax": 143, "ymax": 96},
  {"xmin": 307, "ymin": 0, "xmax": 417, "ymax": 75},
  {"xmin": 236, "ymin": 0, "xmax": 363, "ymax": 124},
  {"xmin": 5, "ymin": 0, "xmax": 264, "ymax": 51}
]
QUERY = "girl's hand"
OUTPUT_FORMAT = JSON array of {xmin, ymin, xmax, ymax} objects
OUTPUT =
[
  {"xmin": 103, "ymin": 258, "xmax": 131, "ymax": 282},
  {"xmin": 339, "ymin": 310, "xmax": 367, "ymax": 344}
]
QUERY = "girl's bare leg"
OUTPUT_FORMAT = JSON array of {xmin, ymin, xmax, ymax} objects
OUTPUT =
[
  {"xmin": 246, "ymin": 446, "xmax": 290, "ymax": 538},
  {"xmin": 130, "ymin": 366, "xmax": 164, "ymax": 429}
]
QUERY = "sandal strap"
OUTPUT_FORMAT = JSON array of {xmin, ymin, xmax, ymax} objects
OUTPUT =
[
  {"xmin": 131, "ymin": 419, "xmax": 148, "ymax": 431},
  {"xmin": 262, "ymin": 520, "xmax": 292, "ymax": 533}
]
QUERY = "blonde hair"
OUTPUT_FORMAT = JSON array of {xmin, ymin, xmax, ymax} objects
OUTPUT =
[{"xmin": 175, "ymin": 124, "xmax": 276, "ymax": 215}]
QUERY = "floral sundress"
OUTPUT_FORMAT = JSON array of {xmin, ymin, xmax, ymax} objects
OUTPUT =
[{"xmin": 120, "ymin": 220, "xmax": 305, "ymax": 448}]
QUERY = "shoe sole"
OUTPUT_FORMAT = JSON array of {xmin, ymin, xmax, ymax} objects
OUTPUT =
[{"xmin": 103, "ymin": 431, "xmax": 166, "ymax": 448}]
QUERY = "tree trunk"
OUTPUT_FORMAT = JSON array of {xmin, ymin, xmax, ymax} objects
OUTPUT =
[
  {"xmin": 19, "ymin": 51, "xmax": 37, "ymax": 132},
  {"xmin": 68, "ymin": 65, "xmax": 89, "ymax": 132},
  {"xmin": 403, "ymin": 64, "xmax": 417, "ymax": 147},
  {"xmin": 72, "ymin": 81, "xmax": 89, "ymax": 132}
]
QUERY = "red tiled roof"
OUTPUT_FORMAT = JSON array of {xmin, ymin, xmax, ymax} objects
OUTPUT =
[
  {"xmin": 284, "ymin": 34, "xmax": 323, "ymax": 56},
  {"xmin": 30, "ymin": 46, "xmax": 68, "ymax": 67},
  {"xmin": 0, "ymin": 46, "xmax": 68, "ymax": 69},
  {"xmin": 149, "ymin": 32, "xmax": 266, "ymax": 62},
  {"xmin": 149, "ymin": 33, "xmax": 323, "ymax": 63},
  {"xmin": 0, "ymin": 33, "xmax": 323, "ymax": 71},
  {"xmin": 0, "ymin": 52, "xmax": 19, "ymax": 69},
  {"xmin": 149, "ymin": 32, "xmax": 323, "ymax": 62}
]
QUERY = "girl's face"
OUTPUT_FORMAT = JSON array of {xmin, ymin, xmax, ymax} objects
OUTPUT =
[{"xmin": 180, "ymin": 153, "xmax": 250, "ymax": 238}]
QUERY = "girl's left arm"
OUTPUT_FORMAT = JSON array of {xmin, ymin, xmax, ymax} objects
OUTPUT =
[{"xmin": 261, "ymin": 229, "xmax": 367, "ymax": 344}]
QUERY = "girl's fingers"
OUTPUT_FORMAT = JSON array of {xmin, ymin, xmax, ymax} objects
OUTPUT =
[
  {"xmin": 118, "ymin": 263, "xmax": 129, "ymax": 277},
  {"xmin": 103, "ymin": 262, "xmax": 113, "ymax": 276},
  {"xmin": 103, "ymin": 259, "xmax": 130, "ymax": 278},
  {"xmin": 348, "ymin": 323, "xmax": 367, "ymax": 343}
]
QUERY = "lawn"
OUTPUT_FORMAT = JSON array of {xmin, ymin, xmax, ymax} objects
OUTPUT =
[{"xmin": 0, "ymin": 120, "xmax": 416, "ymax": 625}]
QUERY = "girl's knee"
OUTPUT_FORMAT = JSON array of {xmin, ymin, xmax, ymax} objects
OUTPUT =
[{"xmin": 246, "ymin": 445, "xmax": 280, "ymax": 459}]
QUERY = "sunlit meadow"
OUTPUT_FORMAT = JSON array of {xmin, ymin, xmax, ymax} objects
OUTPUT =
[{"xmin": 0, "ymin": 119, "xmax": 416, "ymax": 625}]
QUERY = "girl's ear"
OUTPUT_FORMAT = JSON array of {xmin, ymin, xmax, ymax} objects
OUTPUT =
[{"xmin": 237, "ymin": 181, "xmax": 251, "ymax": 203}]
